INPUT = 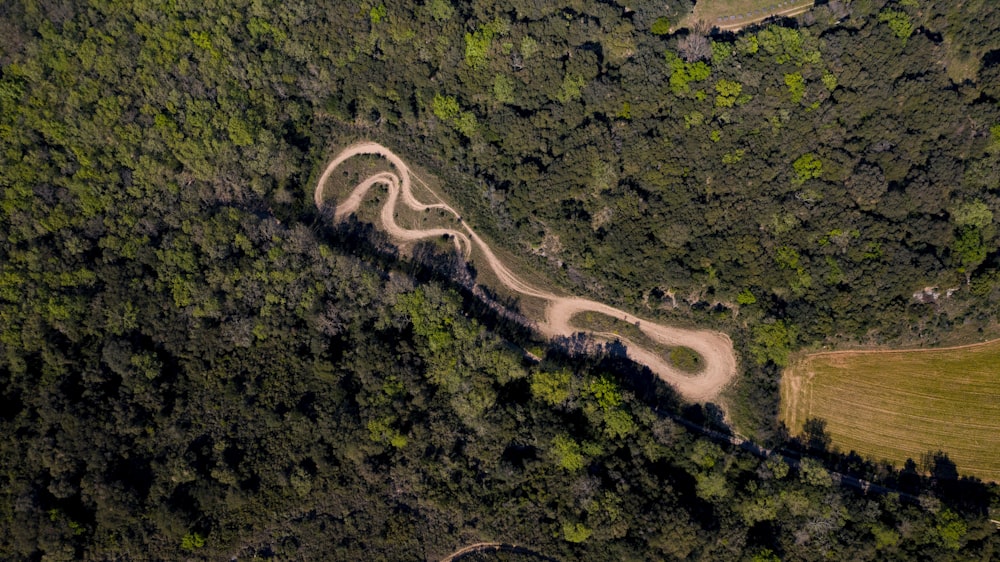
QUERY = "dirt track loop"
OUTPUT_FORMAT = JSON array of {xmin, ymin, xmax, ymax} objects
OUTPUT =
[{"xmin": 315, "ymin": 142, "xmax": 738, "ymax": 402}]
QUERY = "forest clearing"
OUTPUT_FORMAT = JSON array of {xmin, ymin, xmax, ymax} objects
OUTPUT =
[
  {"xmin": 315, "ymin": 142, "xmax": 737, "ymax": 402},
  {"xmin": 781, "ymin": 341, "xmax": 1000, "ymax": 482},
  {"xmin": 680, "ymin": 0, "xmax": 816, "ymax": 31}
]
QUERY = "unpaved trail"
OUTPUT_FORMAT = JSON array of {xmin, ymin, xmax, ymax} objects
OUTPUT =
[
  {"xmin": 439, "ymin": 542, "xmax": 554, "ymax": 562},
  {"xmin": 713, "ymin": 2, "xmax": 814, "ymax": 32},
  {"xmin": 683, "ymin": 1, "xmax": 815, "ymax": 32},
  {"xmin": 315, "ymin": 142, "xmax": 738, "ymax": 402},
  {"xmin": 439, "ymin": 542, "xmax": 504, "ymax": 562}
]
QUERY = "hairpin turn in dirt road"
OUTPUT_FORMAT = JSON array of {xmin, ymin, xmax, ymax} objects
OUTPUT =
[{"xmin": 315, "ymin": 142, "xmax": 738, "ymax": 402}]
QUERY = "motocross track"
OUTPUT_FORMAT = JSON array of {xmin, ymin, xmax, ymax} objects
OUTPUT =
[{"xmin": 315, "ymin": 142, "xmax": 737, "ymax": 402}]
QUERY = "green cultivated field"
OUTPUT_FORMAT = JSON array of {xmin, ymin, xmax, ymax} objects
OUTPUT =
[{"xmin": 781, "ymin": 340, "xmax": 1000, "ymax": 482}]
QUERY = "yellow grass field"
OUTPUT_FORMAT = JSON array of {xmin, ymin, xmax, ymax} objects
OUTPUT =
[
  {"xmin": 781, "ymin": 340, "xmax": 1000, "ymax": 482},
  {"xmin": 680, "ymin": 0, "xmax": 815, "ymax": 31}
]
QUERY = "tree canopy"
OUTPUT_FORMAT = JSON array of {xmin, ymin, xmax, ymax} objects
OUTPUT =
[{"xmin": 1, "ymin": 0, "xmax": 999, "ymax": 559}]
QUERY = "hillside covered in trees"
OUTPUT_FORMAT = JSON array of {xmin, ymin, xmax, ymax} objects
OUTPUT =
[{"xmin": 1, "ymin": 0, "xmax": 999, "ymax": 559}]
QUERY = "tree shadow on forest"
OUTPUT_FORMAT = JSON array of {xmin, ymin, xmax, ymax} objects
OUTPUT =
[
  {"xmin": 312, "ymin": 209, "xmax": 708, "ymax": 417},
  {"xmin": 919, "ymin": 451, "xmax": 992, "ymax": 514},
  {"xmin": 544, "ymin": 334, "xmax": 754, "ymax": 450},
  {"xmin": 311, "ymin": 210, "xmax": 996, "ymax": 517},
  {"xmin": 547, "ymin": 334, "xmax": 684, "ymax": 415},
  {"xmin": 314, "ymin": 211, "xmax": 541, "ymax": 350},
  {"xmin": 784, "ymin": 416, "xmax": 993, "ymax": 515}
]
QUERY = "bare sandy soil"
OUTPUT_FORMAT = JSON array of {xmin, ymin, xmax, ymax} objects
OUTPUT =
[{"xmin": 315, "ymin": 142, "xmax": 738, "ymax": 403}]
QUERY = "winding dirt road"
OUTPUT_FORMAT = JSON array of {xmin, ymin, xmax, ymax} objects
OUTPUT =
[{"xmin": 315, "ymin": 142, "xmax": 737, "ymax": 402}]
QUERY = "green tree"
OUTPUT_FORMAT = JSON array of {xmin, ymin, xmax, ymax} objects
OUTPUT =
[
  {"xmin": 950, "ymin": 200, "xmax": 993, "ymax": 229},
  {"xmin": 602, "ymin": 409, "xmax": 636, "ymax": 439},
  {"xmin": 562, "ymin": 521, "xmax": 593, "ymax": 542},
  {"xmin": 181, "ymin": 533, "xmax": 206, "ymax": 550},
  {"xmin": 431, "ymin": 93, "xmax": 461, "ymax": 121},
  {"xmin": 741, "ymin": 494, "xmax": 779, "ymax": 524},
  {"xmin": 369, "ymin": 4, "xmax": 387, "ymax": 25},
  {"xmin": 586, "ymin": 375, "xmax": 623, "ymax": 410},
  {"xmin": 650, "ymin": 17, "xmax": 671, "ymax": 36},
  {"xmin": 520, "ymin": 36, "xmax": 538, "ymax": 59},
  {"xmin": 666, "ymin": 51, "xmax": 711, "ymax": 95},
  {"xmin": 872, "ymin": 523, "xmax": 900, "ymax": 550},
  {"xmin": 953, "ymin": 226, "xmax": 987, "ymax": 272},
  {"xmin": 935, "ymin": 509, "xmax": 967, "ymax": 550},
  {"xmin": 531, "ymin": 369, "xmax": 571, "ymax": 405},
  {"xmin": 690, "ymin": 440, "xmax": 723, "ymax": 470},
  {"xmin": 822, "ymin": 72, "xmax": 838, "ymax": 92},
  {"xmin": 751, "ymin": 321, "xmax": 796, "ymax": 366},
  {"xmin": 989, "ymin": 124, "xmax": 1000, "ymax": 153},
  {"xmin": 464, "ymin": 19, "xmax": 507, "ymax": 69},
  {"xmin": 792, "ymin": 153, "xmax": 822, "ymax": 184},
  {"xmin": 227, "ymin": 116, "xmax": 253, "ymax": 146},
  {"xmin": 756, "ymin": 25, "xmax": 804, "ymax": 64},
  {"xmin": 556, "ymin": 73, "xmax": 586, "ymax": 103},
  {"xmin": 695, "ymin": 471, "xmax": 730, "ymax": 500},
  {"xmin": 616, "ymin": 101, "xmax": 632, "ymax": 120},
  {"xmin": 784, "ymin": 72, "xmax": 805, "ymax": 103},
  {"xmin": 751, "ymin": 549, "xmax": 781, "ymax": 562},
  {"xmin": 715, "ymin": 79, "xmax": 743, "ymax": 108},
  {"xmin": 426, "ymin": 0, "xmax": 454, "ymax": 22},
  {"xmin": 798, "ymin": 458, "xmax": 832, "ymax": 488},
  {"xmin": 431, "ymin": 94, "xmax": 477, "ymax": 137},
  {"xmin": 763, "ymin": 456, "xmax": 789, "ymax": 480},
  {"xmin": 878, "ymin": 10, "xmax": 914, "ymax": 43},
  {"xmin": 711, "ymin": 41, "xmax": 732, "ymax": 64},
  {"xmin": 493, "ymin": 74, "xmax": 515, "ymax": 104},
  {"xmin": 552, "ymin": 434, "xmax": 585, "ymax": 471}
]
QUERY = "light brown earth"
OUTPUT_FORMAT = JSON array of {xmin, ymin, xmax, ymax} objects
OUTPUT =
[{"xmin": 315, "ymin": 142, "xmax": 738, "ymax": 403}]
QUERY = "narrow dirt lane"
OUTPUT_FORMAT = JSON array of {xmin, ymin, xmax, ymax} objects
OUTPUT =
[
  {"xmin": 439, "ymin": 542, "xmax": 555, "ymax": 562},
  {"xmin": 315, "ymin": 142, "xmax": 738, "ymax": 402},
  {"xmin": 713, "ymin": 2, "xmax": 815, "ymax": 32}
]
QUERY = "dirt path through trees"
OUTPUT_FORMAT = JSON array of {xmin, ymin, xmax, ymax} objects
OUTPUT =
[
  {"xmin": 438, "ymin": 541, "xmax": 555, "ymax": 562},
  {"xmin": 315, "ymin": 142, "xmax": 737, "ymax": 402},
  {"xmin": 683, "ymin": 0, "xmax": 816, "ymax": 32}
]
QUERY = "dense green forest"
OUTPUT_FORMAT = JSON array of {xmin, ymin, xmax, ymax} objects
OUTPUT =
[{"xmin": 2, "ymin": 0, "xmax": 999, "ymax": 559}]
